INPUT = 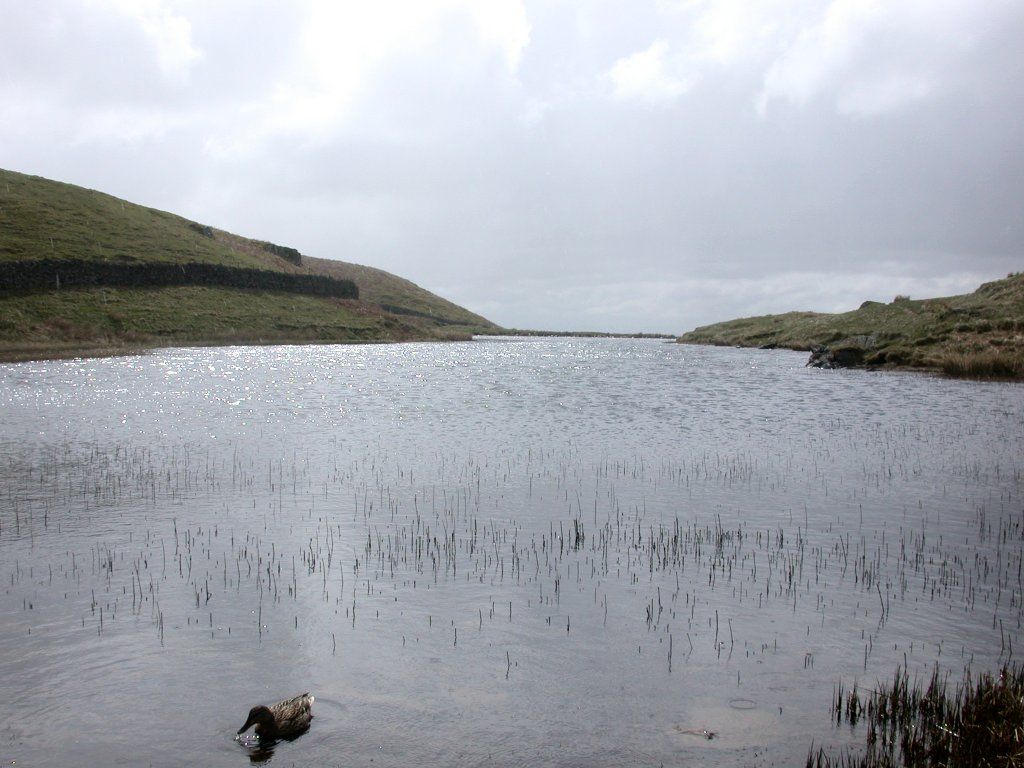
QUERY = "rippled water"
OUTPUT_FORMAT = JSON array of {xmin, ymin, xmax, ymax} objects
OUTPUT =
[{"xmin": 1, "ymin": 338, "xmax": 1021, "ymax": 766}]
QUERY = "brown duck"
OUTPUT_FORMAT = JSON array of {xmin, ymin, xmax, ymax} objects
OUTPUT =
[{"xmin": 237, "ymin": 693, "xmax": 315, "ymax": 740}]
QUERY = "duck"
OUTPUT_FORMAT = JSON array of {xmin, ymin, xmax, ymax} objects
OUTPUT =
[{"xmin": 237, "ymin": 692, "xmax": 315, "ymax": 740}]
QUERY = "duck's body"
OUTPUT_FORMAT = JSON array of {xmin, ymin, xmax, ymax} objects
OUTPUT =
[{"xmin": 237, "ymin": 693, "xmax": 314, "ymax": 740}]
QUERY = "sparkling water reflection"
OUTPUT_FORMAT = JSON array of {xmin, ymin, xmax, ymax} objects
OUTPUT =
[{"xmin": 0, "ymin": 338, "xmax": 1022, "ymax": 766}]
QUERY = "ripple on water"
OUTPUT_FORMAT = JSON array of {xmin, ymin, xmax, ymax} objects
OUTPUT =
[{"xmin": 0, "ymin": 339, "xmax": 1021, "ymax": 767}]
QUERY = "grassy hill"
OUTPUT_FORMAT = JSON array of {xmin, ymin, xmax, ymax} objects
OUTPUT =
[
  {"xmin": 677, "ymin": 273, "xmax": 1024, "ymax": 378},
  {"xmin": 304, "ymin": 256, "xmax": 493, "ymax": 329},
  {"xmin": 0, "ymin": 168, "xmax": 497, "ymax": 360}
]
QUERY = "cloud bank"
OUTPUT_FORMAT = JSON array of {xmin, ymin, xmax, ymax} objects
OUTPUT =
[{"xmin": 1, "ymin": 0, "xmax": 1021, "ymax": 332}]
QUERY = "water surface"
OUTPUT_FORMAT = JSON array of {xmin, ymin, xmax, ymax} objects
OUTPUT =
[{"xmin": 1, "ymin": 338, "xmax": 1021, "ymax": 766}]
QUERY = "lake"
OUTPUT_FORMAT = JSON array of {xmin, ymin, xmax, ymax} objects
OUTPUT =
[{"xmin": 0, "ymin": 337, "xmax": 1021, "ymax": 766}]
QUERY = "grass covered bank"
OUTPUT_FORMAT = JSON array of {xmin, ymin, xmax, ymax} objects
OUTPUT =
[
  {"xmin": 0, "ymin": 285, "xmax": 471, "ymax": 362},
  {"xmin": 677, "ymin": 273, "xmax": 1024, "ymax": 378},
  {"xmin": 0, "ymin": 168, "xmax": 497, "ymax": 360}
]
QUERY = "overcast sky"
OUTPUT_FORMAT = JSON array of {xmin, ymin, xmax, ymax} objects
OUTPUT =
[{"xmin": 1, "ymin": 1, "xmax": 1021, "ymax": 332}]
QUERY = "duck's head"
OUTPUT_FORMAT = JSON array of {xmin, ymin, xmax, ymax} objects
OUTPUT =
[{"xmin": 237, "ymin": 705, "xmax": 274, "ymax": 737}]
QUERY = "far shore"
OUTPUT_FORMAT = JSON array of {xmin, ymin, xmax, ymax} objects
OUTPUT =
[
  {"xmin": 0, "ymin": 335, "xmax": 467, "ymax": 364},
  {"xmin": 1, "ymin": 330, "xmax": 678, "ymax": 364},
  {"xmin": 476, "ymin": 329, "xmax": 676, "ymax": 339}
]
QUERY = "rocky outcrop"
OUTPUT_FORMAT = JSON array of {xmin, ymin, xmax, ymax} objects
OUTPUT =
[
  {"xmin": 260, "ymin": 241, "xmax": 302, "ymax": 266},
  {"xmin": 806, "ymin": 335, "xmax": 878, "ymax": 369}
]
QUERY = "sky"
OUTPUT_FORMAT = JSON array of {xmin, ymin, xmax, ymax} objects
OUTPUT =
[{"xmin": 1, "ymin": 0, "xmax": 1022, "ymax": 333}]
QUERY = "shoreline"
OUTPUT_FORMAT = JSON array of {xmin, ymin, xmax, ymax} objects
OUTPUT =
[
  {"xmin": 676, "ymin": 338, "xmax": 1023, "ymax": 381},
  {"xmin": 7, "ymin": 337, "xmax": 1022, "ymax": 381},
  {"xmin": 0, "ymin": 332, "xmax": 475, "ymax": 364}
]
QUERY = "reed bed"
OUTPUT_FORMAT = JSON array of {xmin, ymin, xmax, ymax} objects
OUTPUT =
[
  {"xmin": 1, "ymin": 412, "xmax": 1022, "ymax": 764},
  {"xmin": 939, "ymin": 350, "xmax": 1024, "ymax": 379},
  {"xmin": 3, "ymin": 435, "xmax": 1020, "ymax": 657},
  {"xmin": 810, "ymin": 664, "xmax": 1024, "ymax": 767}
]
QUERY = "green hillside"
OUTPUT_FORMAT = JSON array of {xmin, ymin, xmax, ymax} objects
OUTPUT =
[
  {"xmin": 677, "ymin": 273, "xmax": 1024, "ymax": 378},
  {"xmin": 304, "ymin": 256, "xmax": 493, "ymax": 329},
  {"xmin": 0, "ymin": 168, "xmax": 497, "ymax": 360},
  {"xmin": 0, "ymin": 168, "xmax": 297, "ymax": 271}
]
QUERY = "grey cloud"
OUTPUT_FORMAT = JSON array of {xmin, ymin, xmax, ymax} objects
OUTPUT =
[{"xmin": 1, "ymin": 1, "xmax": 1021, "ymax": 334}]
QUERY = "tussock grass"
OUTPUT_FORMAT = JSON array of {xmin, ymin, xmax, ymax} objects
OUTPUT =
[
  {"xmin": 808, "ymin": 664, "xmax": 1024, "ymax": 767},
  {"xmin": 678, "ymin": 272, "xmax": 1024, "ymax": 376},
  {"xmin": 938, "ymin": 350, "xmax": 1024, "ymax": 379}
]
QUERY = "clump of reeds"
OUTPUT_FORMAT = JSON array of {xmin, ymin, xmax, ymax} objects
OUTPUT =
[
  {"xmin": 809, "ymin": 664, "xmax": 1024, "ymax": 767},
  {"xmin": 938, "ymin": 350, "xmax": 1024, "ymax": 379}
]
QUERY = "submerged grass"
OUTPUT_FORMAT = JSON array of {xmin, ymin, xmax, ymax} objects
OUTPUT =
[
  {"xmin": 810, "ymin": 664, "xmax": 1024, "ymax": 767},
  {"xmin": 2, "ymin": 387, "xmax": 1022, "ymax": 763}
]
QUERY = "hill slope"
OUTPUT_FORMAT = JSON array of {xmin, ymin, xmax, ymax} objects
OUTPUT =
[
  {"xmin": 304, "ymin": 256, "xmax": 493, "ymax": 329},
  {"xmin": 677, "ymin": 274, "xmax": 1024, "ymax": 377},
  {"xmin": 0, "ymin": 168, "xmax": 497, "ymax": 360}
]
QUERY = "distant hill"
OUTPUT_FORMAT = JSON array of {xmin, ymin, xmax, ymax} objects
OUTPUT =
[
  {"xmin": 0, "ymin": 168, "xmax": 497, "ymax": 360},
  {"xmin": 676, "ymin": 273, "xmax": 1024, "ymax": 378}
]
